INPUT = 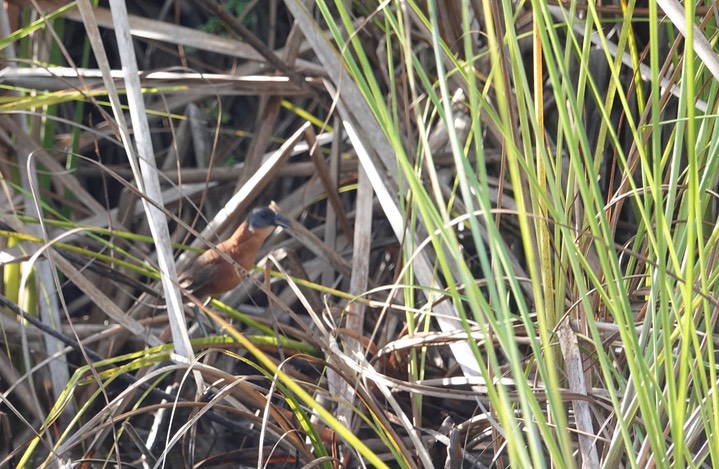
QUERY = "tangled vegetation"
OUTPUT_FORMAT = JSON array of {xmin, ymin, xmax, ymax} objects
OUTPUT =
[{"xmin": 1, "ymin": 0, "xmax": 718, "ymax": 467}]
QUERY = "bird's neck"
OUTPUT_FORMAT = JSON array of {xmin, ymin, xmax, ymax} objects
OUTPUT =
[
  {"xmin": 229, "ymin": 222, "xmax": 252, "ymax": 243},
  {"xmin": 224, "ymin": 223, "xmax": 274, "ymax": 254}
]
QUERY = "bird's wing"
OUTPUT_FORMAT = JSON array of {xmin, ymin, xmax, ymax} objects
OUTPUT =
[{"xmin": 178, "ymin": 262, "xmax": 218, "ymax": 295}]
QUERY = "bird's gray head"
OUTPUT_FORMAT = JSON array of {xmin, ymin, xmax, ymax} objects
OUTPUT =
[{"xmin": 247, "ymin": 207, "xmax": 290, "ymax": 232}]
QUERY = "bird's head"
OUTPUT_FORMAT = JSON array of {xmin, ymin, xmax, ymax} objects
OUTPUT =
[{"xmin": 246, "ymin": 206, "xmax": 290, "ymax": 232}]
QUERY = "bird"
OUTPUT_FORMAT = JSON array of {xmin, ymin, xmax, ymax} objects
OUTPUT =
[{"xmin": 178, "ymin": 206, "xmax": 289, "ymax": 300}]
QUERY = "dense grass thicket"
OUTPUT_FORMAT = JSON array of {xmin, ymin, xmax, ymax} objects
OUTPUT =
[{"xmin": 1, "ymin": 1, "xmax": 719, "ymax": 467}]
